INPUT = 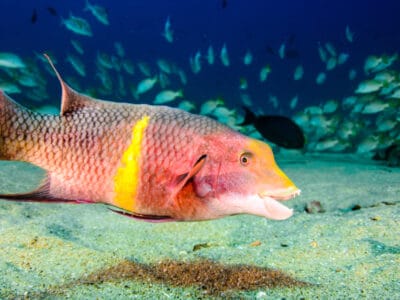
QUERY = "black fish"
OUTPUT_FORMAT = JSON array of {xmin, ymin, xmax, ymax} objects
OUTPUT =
[
  {"xmin": 47, "ymin": 6, "xmax": 58, "ymax": 16},
  {"xmin": 265, "ymin": 45, "xmax": 276, "ymax": 56},
  {"xmin": 240, "ymin": 107, "xmax": 305, "ymax": 149},
  {"xmin": 31, "ymin": 8, "xmax": 37, "ymax": 24},
  {"xmin": 221, "ymin": 0, "xmax": 228, "ymax": 8},
  {"xmin": 287, "ymin": 33, "xmax": 296, "ymax": 45},
  {"xmin": 285, "ymin": 48, "xmax": 300, "ymax": 59}
]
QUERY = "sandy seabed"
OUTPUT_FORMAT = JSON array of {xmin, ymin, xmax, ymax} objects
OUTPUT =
[{"xmin": 0, "ymin": 153, "xmax": 399, "ymax": 299}]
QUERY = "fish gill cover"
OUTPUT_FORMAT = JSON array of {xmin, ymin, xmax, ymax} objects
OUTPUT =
[{"xmin": 0, "ymin": 0, "xmax": 400, "ymax": 157}]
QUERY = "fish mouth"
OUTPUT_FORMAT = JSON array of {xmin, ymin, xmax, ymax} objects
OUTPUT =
[{"xmin": 257, "ymin": 187, "xmax": 301, "ymax": 220}]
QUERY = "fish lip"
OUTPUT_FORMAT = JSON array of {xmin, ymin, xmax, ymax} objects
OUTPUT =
[
  {"xmin": 258, "ymin": 187, "xmax": 301, "ymax": 201},
  {"xmin": 257, "ymin": 195, "xmax": 294, "ymax": 220}
]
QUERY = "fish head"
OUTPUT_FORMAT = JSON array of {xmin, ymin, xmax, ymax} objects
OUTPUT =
[{"xmin": 187, "ymin": 134, "xmax": 300, "ymax": 221}]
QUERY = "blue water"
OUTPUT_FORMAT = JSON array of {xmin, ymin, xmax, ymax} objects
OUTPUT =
[{"xmin": 1, "ymin": 0, "xmax": 400, "ymax": 114}]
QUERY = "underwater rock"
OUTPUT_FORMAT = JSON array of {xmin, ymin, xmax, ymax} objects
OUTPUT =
[
  {"xmin": 373, "ymin": 144, "xmax": 400, "ymax": 167},
  {"xmin": 192, "ymin": 243, "xmax": 212, "ymax": 251},
  {"xmin": 386, "ymin": 145, "xmax": 400, "ymax": 167},
  {"xmin": 305, "ymin": 200, "xmax": 324, "ymax": 214},
  {"xmin": 351, "ymin": 204, "xmax": 362, "ymax": 211}
]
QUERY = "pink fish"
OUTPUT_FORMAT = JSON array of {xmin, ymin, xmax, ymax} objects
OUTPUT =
[{"xmin": 0, "ymin": 55, "xmax": 300, "ymax": 222}]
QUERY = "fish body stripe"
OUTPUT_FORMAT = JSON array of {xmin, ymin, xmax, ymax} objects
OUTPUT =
[{"xmin": 113, "ymin": 115, "xmax": 150, "ymax": 211}]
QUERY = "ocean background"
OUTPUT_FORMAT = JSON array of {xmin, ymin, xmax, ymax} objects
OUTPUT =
[
  {"xmin": 1, "ymin": 1, "xmax": 400, "ymax": 298},
  {"xmin": 1, "ymin": 0, "xmax": 400, "ymax": 113}
]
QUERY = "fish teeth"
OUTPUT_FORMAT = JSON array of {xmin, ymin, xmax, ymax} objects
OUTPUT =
[{"xmin": 259, "ymin": 188, "xmax": 301, "ymax": 201}]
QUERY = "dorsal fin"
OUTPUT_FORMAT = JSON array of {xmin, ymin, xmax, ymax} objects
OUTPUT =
[
  {"xmin": 43, "ymin": 53, "xmax": 98, "ymax": 116},
  {"xmin": 239, "ymin": 106, "xmax": 257, "ymax": 126}
]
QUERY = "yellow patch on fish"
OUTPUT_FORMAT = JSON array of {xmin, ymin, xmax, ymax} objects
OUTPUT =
[
  {"xmin": 247, "ymin": 139, "xmax": 297, "ymax": 195},
  {"xmin": 113, "ymin": 115, "xmax": 150, "ymax": 211}
]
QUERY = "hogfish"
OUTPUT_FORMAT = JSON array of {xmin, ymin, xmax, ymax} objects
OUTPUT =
[{"xmin": 0, "ymin": 55, "xmax": 300, "ymax": 222}]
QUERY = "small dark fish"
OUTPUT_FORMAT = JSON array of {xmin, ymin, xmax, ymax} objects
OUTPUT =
[
  {"xmin": 221, "ymin": 0, "xmax": 228, "ymax": 8},
  {"xmin": 31, "ymin": 9, "xmax": 37, "ymax": 24},
  {"xmin": 287, "ymin": 33, "xmax": 296, "ymax": 45},
  {"xmin": 285, "ymin": 48, "xmax": 300, "ymax": 59},
  {"xmin": 265, "ymin": 45, "xmax": 276, "ymax": 56},
  {"xmin": 47, "ymin": 6, "xmax": 58, "ymax": 16},
  {"xmin": 240, "ymin": 107, "xmax": 305, "ymax": 149}
]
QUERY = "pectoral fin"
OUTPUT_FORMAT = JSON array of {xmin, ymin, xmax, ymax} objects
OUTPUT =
[{"xmin": 172, "ymin": 154, "xmax": 207, "ymax": 196}]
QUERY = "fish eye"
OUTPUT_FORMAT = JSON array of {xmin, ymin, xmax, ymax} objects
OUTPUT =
[{"xmin": 240, "ymin": 152, "xmax": 252, "ymax": 166}]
